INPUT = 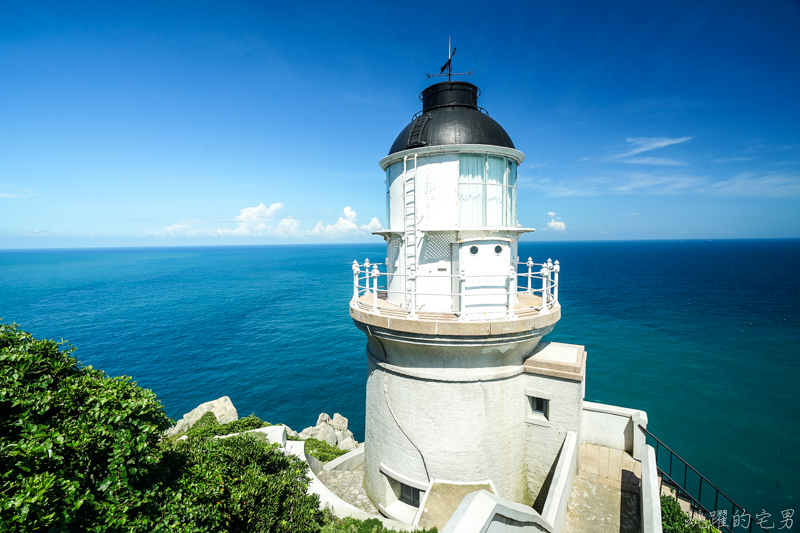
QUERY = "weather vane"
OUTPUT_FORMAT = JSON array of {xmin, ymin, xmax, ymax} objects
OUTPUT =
[{"xmin": 426, "ymin": 37, "xmax": 473, "ymax": 81}]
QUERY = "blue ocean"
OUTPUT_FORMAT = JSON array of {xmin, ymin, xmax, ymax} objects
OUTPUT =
[{"xmin": 1, "ymin": 240, "xmax": 797, "ymax": 519}]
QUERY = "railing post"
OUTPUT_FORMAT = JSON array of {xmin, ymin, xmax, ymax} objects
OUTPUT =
[
  {"xmin": 352, "ymin": 261, "xmax": 359, "ymax": 303},
  {"xmin": 538, "ymin": 263, "xmax": 550, "ymax": 315},
  {"xmin": 506, "ymin": 268, "xmax": 517, "ymax": 320},
  {"xmin": 408, "ymin": 267, "xmax": 418, "ymax": 320},
  {"xmin": 526, "ymin": 257, "xmax": 533, "ymax": 294},
  {"xmin": 458, "ymin": 270, "xmax": 468, "ymax": 322},
  {"xmin": 553, "ymin": 260, "xmax": 560, "ymax": 307},
  {"xmin": 372, "ymin": 264, "xmax": 381, "ymax": 315},
  {"xmin": 364, "ymin": 258, "xmax": 371, "ymax": 294},
  {"xmin": 546, "ymin": 258, "xmax": 553, "ymax": 304}
]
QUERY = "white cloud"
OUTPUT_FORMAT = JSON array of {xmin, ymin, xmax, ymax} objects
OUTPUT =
[
  {"xmin": 547, "ymin": 211, "xmax": 556, "ymax": 217},
  {"xmin": 143, "ymin": 223, "xmax": 192, "ymax": 237},
  {"xmin": 143, "ymin": 203, "xmax": 384, "ymax": 240},
  {"xmin": 623, "ymin": 157, "xmax": 687, "ymax": 166},
  {"xmin": 547, "ymin": 219, "xmax": 566, "ymax": 231},
  {"xmin": 216, "ymin": 202, "xmax": 284, "ymax": 236},
  {"xmin": 272, "ymin": 217, "xmax": 301, "ymax": 237},
  {"xmin": 0, "ymin": 183, "xmax": 34, "ymax": 199},
  {"xmin": 164, "ymin": 224, "xmax": 189, "ymax": 233},
  {"xmin": 310, "ymin": 207, "xmax": 383, "ymax": 239},
  {"xmin": 702, "ymin": 171, "xmax": 800, "ymax": 197},
  {"xmin": 713, "ymin": 157, "xmax": 754, "ymax": 163},
  {"xmin": 620, "ymin": 137, "xmax": 692, "ymax": 158},
  {"xmin": 360, "ymin": 217, "xmax": 383, "ymax": 232}
]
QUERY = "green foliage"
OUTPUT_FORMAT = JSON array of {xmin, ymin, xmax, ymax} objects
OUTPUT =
[
  {"xmin": 303, "ymin": 438, "xmax": 349, "ymax": 463},
  {"xmin": 147, "ymin": 433, "xmax": 322, "ymax": 532},
  {"xmin": 0, "ymin": 323, "xmax": 172, "ymax": 531},
  {"xmin": 320, "ymin": 511, "xmax": 437, "ymax": 533},
  {"xmin": 0, "ymin": 324, "xmax": 324, "ymax": 532},
  {"xmin": 661, "ymin": 494, "xmax": 721, "ymax": 533},
  {"xmin": 183, "ymin": 412, "xmax": 270, "ymax": 440}
]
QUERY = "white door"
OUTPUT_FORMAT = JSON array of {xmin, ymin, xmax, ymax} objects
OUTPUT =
[{"xmin": 458, "ymin": 240, "xmax": 511, "ymax": 318}]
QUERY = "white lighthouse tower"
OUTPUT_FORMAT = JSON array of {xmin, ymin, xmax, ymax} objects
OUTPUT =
[{"xmin": 349, "ymin": 79, "xmax": 588, "ymax": 527}]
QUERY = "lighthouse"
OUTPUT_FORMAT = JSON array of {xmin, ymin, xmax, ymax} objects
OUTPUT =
[{"xmin": 349, "ymin": 79, "xmax": 587, "ymax": 527}]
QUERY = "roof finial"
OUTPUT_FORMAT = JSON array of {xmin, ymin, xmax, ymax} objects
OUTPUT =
[{"xmin": 426, "ymin": 37, "xmax": 473, "ymax": 81}]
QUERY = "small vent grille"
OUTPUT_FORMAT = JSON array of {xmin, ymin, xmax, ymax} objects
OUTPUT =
[
  {"xmin": 459, "ymin": 230, "xmax": 504, "ymax": 240},
  {"xmin": 422, "ymin": 232, "xmax": 457, "ymax": 262},
  {"xmin": 406, "ymin": 114, "xmax": 431, "ymax": 148},
  {"xmin": 387, "ymin": 236, "xmax": 402, "ymax": 273}
]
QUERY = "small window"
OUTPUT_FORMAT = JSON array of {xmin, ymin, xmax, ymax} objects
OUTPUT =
[
  {"xmin": 400, "ymin": 483, "xmax": 421, "ymax": 506},
  {"xmin": 494, "ymin": 245, "xmax": 503, "ymax": 254},
  {"xmin": 469, "ymin": 245, "xmax": 479, "ymax": 255},
  {"xmin": 530, "ymin": 396, "xmax": 549, "ymax": 419}
]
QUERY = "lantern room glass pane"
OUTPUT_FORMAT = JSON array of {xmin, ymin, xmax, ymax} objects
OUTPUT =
[
  {"xmin": 459, "ymin": 155, "xmax": 485, "ymax": 227},
  {"xmin": 386, "ymin": 168, "xmax": 391, "ymax": 226},
  {"xmin": 506, "ymin": 159, "xmax": 517, "ymax": 227},
  {"xmin": 486, "ymin": 156, "xmax": 505, "ymax": 226}
]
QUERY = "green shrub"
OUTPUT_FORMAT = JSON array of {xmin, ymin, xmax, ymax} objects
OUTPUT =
[
  {"xmin": 320, "ymin": 512, "xmax": 437, "ymax": 533},
  {"xmin": 0, "ymin": 323, "xmax": 173, "ymax": 531},
  {"xmin": 183, "ymin": 412, "xmax": 270, "ymax": 440},
  {"xmin": 661, "ymin": 494, "xmax": 720, "ymax": 533},
  {"xmin": 303, "ymin": 438, "xmax": 349, "ymax": 463},
  {"xmin": 0, "ymin": 324, "xmax": 323, "ymax": 532},
  {"xmin": 147, "ymin": 433, "xmax": 322, "ymax": 532}
]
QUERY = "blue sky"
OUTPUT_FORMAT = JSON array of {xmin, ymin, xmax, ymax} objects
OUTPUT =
[{"xmin": 1, "ymin": 0, "xmax": 799, "ymax": 248}]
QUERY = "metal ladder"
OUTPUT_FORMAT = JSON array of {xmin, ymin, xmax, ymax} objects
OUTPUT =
[{"xmin": 403, "ymin": 154, "xmax": 418, "ymax": 319}]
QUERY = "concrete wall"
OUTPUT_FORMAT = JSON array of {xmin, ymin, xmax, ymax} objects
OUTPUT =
[
  {"xmin": 582, "ymin": 402, "xmax": 648, "ymax": 460},
  {"xmin": 541, "ymin": 431, "xmax": 578, "ymax": 533},
  {"xmin": 284, "ymin": 441, "xmax": 413, "ymax": 531},
  {"xmin": 364, "ymin": 351, "xmax": 530, "ymax": 509},
  {"xmin": 324, "ymin": 446, "xmax": 365, "ymax": 472},
  {"xmin": 640, "ymin": 444, "xmax": 663, "ymax": 533},
  {"xmin": 523, "ymin": 373, "xmax": 583, "ymax": 506},
  {"xmin": 441, "ymin": 490, "xmax": 552, "ymax": 533}
]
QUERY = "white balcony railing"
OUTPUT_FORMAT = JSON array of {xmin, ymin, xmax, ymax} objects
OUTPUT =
[{"xmin": 350, "ymin": 257, "xmax": 560, "ymax": 321}]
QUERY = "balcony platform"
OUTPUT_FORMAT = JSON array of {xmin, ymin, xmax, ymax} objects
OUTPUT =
[{"xmin": 350, "ymin": 292, "xmax": 560, "ymax": 337}]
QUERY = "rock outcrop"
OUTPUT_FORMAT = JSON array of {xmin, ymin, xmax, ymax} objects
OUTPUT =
[
  {"xmin": 165, "ymin": 396, "xmax": 238, "ymax": 437},
  {"xmin": 298, "ymin": 412, "xmax": 359, "ymax": 451},
  {"xmin": 165, "ymin": 399, "xmax": 360, "ymax": 453}
]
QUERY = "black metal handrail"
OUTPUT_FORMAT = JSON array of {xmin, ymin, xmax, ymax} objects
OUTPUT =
[{"xmin": 639, "ymin": 424, "xmax": 770, "ymax": 532}]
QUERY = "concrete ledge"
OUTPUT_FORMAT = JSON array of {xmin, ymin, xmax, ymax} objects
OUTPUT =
[
  {"xmin": 379, "ymin": 501, "xmax": 419, "ymax": 525},
  {"xmin": 324, "ymin": 445, "xmax": 365, "ymax": 472},
  {"xmin": 285, "ymin": 441, "xmax": 412, "ymax": 530},
  {"xmin": 641, "ymin": 445, "xmax": 663, "ymax": 533},
  {"xmin": 211, "ymin": 425, "xmax": 287, "ymax": 446},
  {"xmin": 351, "ymin": 301, "xmax": 560, "ymax": 337},
  {"xmin": 541, "ymin": 431, "xmax": 578, "ymax": 533},
  {"xmin": 380, "ymin": 462, "xmax": 429, "ymax": 491},
  {"xmin": 525, "ymin": 414, "xmax": 551, "ymax": 428},
  {"xmin": 582, "ymin": 402, "xmax": 649, "ymax": 460},
  {"xmin": 523, "ymin": 342, "xmax": 586, "ymax": 383},
  {"xmin": 367, "ymin": 346, "xmax": 524, "ymax": 383},
  {"xmin": 440, "ymin": 490, "xmax": 552, "ymax": 533}
]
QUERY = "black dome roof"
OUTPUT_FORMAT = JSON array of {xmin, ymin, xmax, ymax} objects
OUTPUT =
[{"xmin": 388, "ymin": 81, "xmax": 515, "ymax": 155}]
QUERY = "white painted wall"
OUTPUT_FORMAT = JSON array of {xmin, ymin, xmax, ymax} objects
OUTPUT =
[
  {"xmin": 541, "ymin": 431, "xmax": 578, "ymax": 533},
  {"xmin": 523, "ymin": 374, "xmax": 583, "ymax": 506},
  {"xmin": 640, "ymin": 444, "xmax": 663, "ymax": 533},
  {"xmin": 581, "ymin": 402, "xmax": 648, "ymax": 460},
  {"xmin": 364, "ymin": 339, "xmax": 541, "ymax": 510}
]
